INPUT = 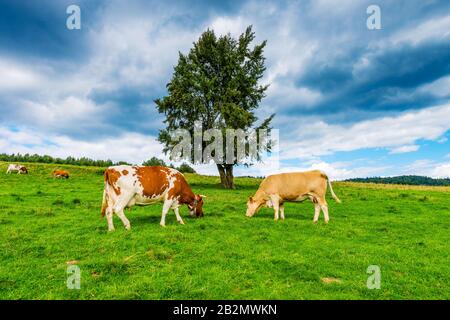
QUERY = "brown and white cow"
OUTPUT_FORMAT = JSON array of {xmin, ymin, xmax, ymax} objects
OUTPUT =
[
  {"xmin": 53, "ymin": 170, "xmax": 70, "ymax": 179},
  {"xmin": 101, "ymin": 165, "xmax": 204, "ymax": 231},
  {"xmin": 6, "ymin": 164, "xmax": 28, "ymax": 174},
  {"xmin": 246, "ymin": 170, "xmax": 341, "ymax": 223}
]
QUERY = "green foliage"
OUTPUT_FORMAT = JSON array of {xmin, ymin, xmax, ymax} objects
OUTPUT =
[
  {"xmin": 346, "ymin": 175, "xmax": 450, "ymax": 186},
  {"xmin": 155, "ymin": 26, "xmax": 274, "ymax": 188},
  {"xmin": 1, "ymin": 161, "xmax": 449, "ymax": 299},
  {"xmin": 142, "ymin": 157, "xmax": 167, "ymax": 167},
  {"xmin": 176, "ymin": 162, "xmax": 196, "ymax": 174},
  {"xmin": 142, "ymin": 157, "xmax": 195, "ymax": 173},
  {"xmin": 116, "ymin": 161, "xmax": 132, "ymax": 166},
  {"xmin": 0, "ymin": 153, "xmax": 116, "ymax": 167}
]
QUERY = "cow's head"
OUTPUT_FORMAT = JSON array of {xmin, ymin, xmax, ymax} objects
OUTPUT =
[
  {"xmin": 245, "ymin": 196, "xmax": 265, "ymax": 217},
  {"xmin": 189, "ymin": 194, "xmax": 204, "ymax": 217},
  {"xmin": 20, "ymin": 167, "xmax": 28, "ymax": 174}
]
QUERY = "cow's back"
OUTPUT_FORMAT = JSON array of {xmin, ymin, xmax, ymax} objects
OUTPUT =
[
  {"xmin": 133, "ymin": 166, "xmax": 173, "ymax": 197},
  {"xmin": 259, "ymin": 170, "xmax": 327, "ymax": 200},
  {"xmin": 104, "ymin": 165, "xmax": 183, "ymax": 198}
]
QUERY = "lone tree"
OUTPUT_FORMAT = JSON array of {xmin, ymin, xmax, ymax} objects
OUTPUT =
[{"xmin": 155, "ymin": 26, "xmax": 274, "ymax": 189}]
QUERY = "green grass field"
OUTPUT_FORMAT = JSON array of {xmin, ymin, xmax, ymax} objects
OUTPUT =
[{"xmin": 0, "ymin": 161, "xmax": 449, "ymax": 299}]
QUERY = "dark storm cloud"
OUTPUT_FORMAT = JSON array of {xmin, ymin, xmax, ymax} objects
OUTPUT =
[{"xmin": 0, "ymin": 0, "xmax": 101, "ymax": 61}]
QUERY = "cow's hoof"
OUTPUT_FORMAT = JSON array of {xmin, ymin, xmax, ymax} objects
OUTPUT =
[
  {"xmin": 160, "ymin": 223, "xmax": 166, "ymax": 227},
  {"xmin": 324, "ymin": 220, "xmax": 329, "ymax": 224},
  {"xmin": 313, "ymin": 220, "xmax": 318, "ymax": 224},
  {"xmin": 108, "ymin": 228, "xmax": 115, "ymax": 232},
  {"xmin": 178, "ymin": 220, "xmax": 185, "ymax": 225},
  {"xmin": 125, "ymin": 225, "xmax": 131, "ymax": 230}
]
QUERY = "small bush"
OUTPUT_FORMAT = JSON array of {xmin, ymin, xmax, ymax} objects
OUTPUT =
[
  {"xmin": 177, "ymin": 163, "xmax": 196, "ymax": 173},
  {"xmin": 142, "ymin": 157, "xmax": 166, "ymax": 167}
]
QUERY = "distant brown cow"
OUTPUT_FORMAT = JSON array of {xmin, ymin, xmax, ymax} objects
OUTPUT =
[
  {"xmin": 246, "ymin": 170, "xmax": 341, "ymax": 223},
  {"xmin": 53, "ymin": 170, "xmax": 70, "ymax": 179}
]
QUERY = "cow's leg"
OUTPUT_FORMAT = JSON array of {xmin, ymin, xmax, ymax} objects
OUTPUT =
[
  {"xmin": 318, "ymin": 197, "xmax": 329, "ymax": 224},
  {"xmin": 115, "ymin": 209, "xmax": 131, "ymax": 230},
  {"xmin": 270, "ymin": 195, "xmax": 280, "ymax": 221},
  {"xmin": 312, "ymin": 196, "xmax": 320, "ymax": 223},
  {"xmin": 322, "ymin": 205, "xmax": 330, "ymax": 224},
  {"xmin": 105, "ymin": 207, "xmax": 115, "ymax": 232},
  {"xmin": 160, "ymin": 199, "xmax": 173, "ymax": 227},
  {"xmin": 313, "ymin": 203, "xmax": 321, "ymax": 223},
  {"xmin": 279, "ymin": 203, "xmax": 285, "ymax": 220},
  {"xmin": 173, "ymin": 207, "xmax": 184, "ymax": 225},
  {"xmin": 113, "ymin": 194, "xmax": 133, "ymax": 230}
]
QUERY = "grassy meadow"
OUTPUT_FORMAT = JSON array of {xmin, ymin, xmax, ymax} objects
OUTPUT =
[{"xmin": 0, "ymin": 161, "xmax": 449, "ymax": 299}]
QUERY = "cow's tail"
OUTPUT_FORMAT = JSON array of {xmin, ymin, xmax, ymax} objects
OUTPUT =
[
  {"xmin": 325, "ymin": 173, "xmax": 341, "ymax": 203},
  {"xmin": 101, "ymin": 170, "xmax": 109, "ymax": 217}
]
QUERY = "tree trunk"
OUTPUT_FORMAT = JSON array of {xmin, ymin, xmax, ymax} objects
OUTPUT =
[
  {"xmin": 217, "ymin": 164, "xmax": 227, "ymax": 187},
  {"xmin": 224, "ymin": 164, "xmax": 235, "ymax": 189},
  {"xmin": 216, "ymin": 164, "xmax": 235, "ymax": 189}
]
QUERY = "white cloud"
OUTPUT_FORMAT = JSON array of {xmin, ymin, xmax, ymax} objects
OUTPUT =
[
  {"xmin": 266, "ymin": 82, "xmax": 322, "ymax": 108},
  {"xmin": 390, "ymin": 14, "xmax": 450, "ymax": 46},
  {"xmin": 432, "ymin": 163, "xmax": 450, "ymax": 178},
  {"xmin": 0, "ymin": 2, "xmax": 202, "ymax": 136},
  {"xmin": 0, "ymin": 59, "xmax": 42, "ymax": 92},
  {"xmin": 418, "ymin": 75, "xmax": 450, "ymax": 98},
  {"xmin": 209, "ymin": 16, "xmax": 248, "ymax": 38},
  {"xmin": 389, "ymin": 145, "xmax": 420, "ymax": 154},
  {"xmin": 279, "ymin": 103, "xmax": 450, "ymax": 160},
  {"xmin": 18, "ymin": 96, "xmax": 108, "ymax": 131},
  {"xmin": 403, "ymin": 159, "xmax": 450, "ymax": 178},
  {"xmin": 232, "ymin": 158, "xmax": 390, "ymax": 180},
  {"xmin": 0, "ymin": 126, "xmax": 163, "ymax": 165},
  {"xmin": 207, "ymin": 1, "xmax": 321, "ymax": 109},
  {"xmin": 309, "ymin": 0, "xmax": 362, "ymax": 16}
]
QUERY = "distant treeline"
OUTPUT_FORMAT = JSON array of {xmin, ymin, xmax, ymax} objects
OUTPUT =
[
  {"xmin": 0, "ymin": 153, "xmax": 196, "ymax": 173},
  {"xmin": 346, "ymin": 175, "xmax": 450, "ymax": 186},
  {"xmin": 0, "ymin": 153, "xmax": 119, "ymax": 167}
]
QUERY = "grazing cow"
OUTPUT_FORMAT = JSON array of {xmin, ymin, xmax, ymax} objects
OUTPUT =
[
  {"xmin": 246, "ymin": 170, "xmax": 341, "ymax": 223},
  {"xmin": 6, "ymin": 164, "xmax": 28, "ymax": 174},
  {"xmin": 53, "ymin": 170, "xmax": 70, "ymax": 179},
  {"xmin": 101, "ymin": 165, "xmax": 204, "ymax": 231}
]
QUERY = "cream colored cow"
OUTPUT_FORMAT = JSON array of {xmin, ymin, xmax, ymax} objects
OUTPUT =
[{"xmin": 246, "ymin": 170, "xmax": 341, "ymax": 223}]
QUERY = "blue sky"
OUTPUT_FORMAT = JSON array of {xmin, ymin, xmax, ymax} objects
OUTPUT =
[{"xmin": 0, "ymin": 0, "xmax": 450, "ymax": 179}]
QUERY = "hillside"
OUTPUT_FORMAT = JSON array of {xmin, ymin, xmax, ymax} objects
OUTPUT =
[
  {"xmin": 0, "ymin": 161, "xmax": 449, "ymax": 299},
  {"xmin": 345, "ymin": 175, "xmax": 450, "ymax": 186}
]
